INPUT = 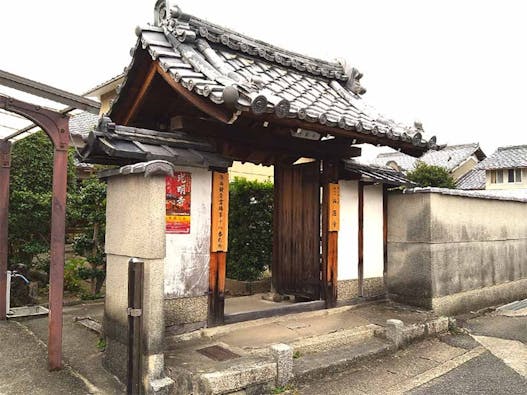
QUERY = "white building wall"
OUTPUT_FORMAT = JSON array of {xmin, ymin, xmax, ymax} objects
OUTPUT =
[
  {"xmin": 363, "ymin": 184, "xmax": 384, "ymax": 278},
  {"xmin": 164, "ymin": 166, "xmax": 212, "ymax": 298},
  {"xmin": 338, "ymin": 180, "xmax": 359, "ymax": 280}
]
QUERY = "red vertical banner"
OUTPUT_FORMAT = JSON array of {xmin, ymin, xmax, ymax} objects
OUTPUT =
[{"xmin": 166, "ymin": 172, "xmax": 191, "ymax": 234}]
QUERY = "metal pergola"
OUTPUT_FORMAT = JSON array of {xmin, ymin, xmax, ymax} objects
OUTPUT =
[{"xmin": 0, "ymin": 69, "xmax": 100, "ymax": 370}]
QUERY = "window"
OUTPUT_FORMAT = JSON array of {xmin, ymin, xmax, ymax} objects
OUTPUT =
[
  {"xmin": 508, "ymin": 169, "xmax": 515, "ymax": 183},
  {"xmin": 515, "ymin": 169, "xmax": 522, "ymax": 183},
  {"xmin": 491, "ymin": 170, "xmax": 497, "ymax": 183},
  {"xmin": 497, "ymin": 170, "xmax": 503, "ymax": 183}
]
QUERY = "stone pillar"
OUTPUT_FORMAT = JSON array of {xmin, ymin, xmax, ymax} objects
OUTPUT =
[{"xmin": 103, "ymin": 161, "xmax": 174, "ymax": 393}]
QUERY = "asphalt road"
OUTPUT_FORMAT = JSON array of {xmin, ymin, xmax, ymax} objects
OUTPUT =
[{"xmin": 298, "ymin": 313, "xmax": 527, "ymax": 394}]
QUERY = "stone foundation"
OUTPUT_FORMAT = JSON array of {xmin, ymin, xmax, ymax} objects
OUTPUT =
[
  {"xmin": 164, "ymin": 296, "xmax": 208, "ymax": 333},
  {"xmin": 337, "ymin": 277, "xmax": 385, "ymax": 300}
]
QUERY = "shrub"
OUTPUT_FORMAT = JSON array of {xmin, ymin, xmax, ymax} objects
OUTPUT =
[
  {"xmin": 406, "ymin": 161, "xmax": 456, "ymax": 189},
  {"xmin": 227, "ymin": 177, "xmax": 273, "ymax": 281}
]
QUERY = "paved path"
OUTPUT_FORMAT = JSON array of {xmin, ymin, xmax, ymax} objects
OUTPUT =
[
  {"xmin": 0, "ymin": 303, "xmax": 124, "ymax": 395},
  {"xmin": 0, "ymin": 320, "xmax": 88, "ymax": 395},
  {"xmin": 298, "ymin": 312, "xmax": 527, "ymax": 395}
]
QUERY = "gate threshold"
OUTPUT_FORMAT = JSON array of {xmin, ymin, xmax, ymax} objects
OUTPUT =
[{"xmin": 224, "ymin": 300, "xmax": 325, "ymax": 325}]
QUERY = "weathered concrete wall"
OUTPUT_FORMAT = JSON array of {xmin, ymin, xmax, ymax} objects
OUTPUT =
[
  {"xmin": 164, "ymin": 166, "xmax": 212, "ymax": 333},
  {"xmin": 387, "ymin": 190, "xmax": 527, "ymax": 314}
]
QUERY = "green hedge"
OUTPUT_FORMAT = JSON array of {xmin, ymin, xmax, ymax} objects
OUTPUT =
[{"xmin": 227, "ymin": 177, "xmax": 273, "ymax": 281}]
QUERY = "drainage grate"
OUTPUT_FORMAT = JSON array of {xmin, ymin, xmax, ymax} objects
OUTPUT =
[{"xmin": 196, "ymin": 345, "xmax": 241, "ymax": 361}]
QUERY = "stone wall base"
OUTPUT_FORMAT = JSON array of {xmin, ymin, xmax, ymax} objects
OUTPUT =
[
  {"xmin": 103, "ymin": 338, "xmax": 128, "ymax": 383},
  {"xmin": 390, "ymin": 278, "xmax": 527, "ymax": 315},
  {"xmin": 337, "ymin": 277, "xmax": 385, "ymax": 301},
  {"xmin": 164, "ymin": 295, "xmax": 208, "ymax": 333}
]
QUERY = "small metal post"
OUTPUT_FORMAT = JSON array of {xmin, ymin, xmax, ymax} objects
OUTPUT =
[
  {"xmin": 127, "ymin": 258, "xmax": 144, "ymax": 395},
  {"xmin": 5, "ymin": 271, "xmax": 11, "ymax": 316}
]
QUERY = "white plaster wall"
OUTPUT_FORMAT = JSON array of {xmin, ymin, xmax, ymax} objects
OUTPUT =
[
  {"xmin": 363, "ymin": 184, "xmax": 384, "ymax": 278},
  {"xmin": 338, "ymin": 180, "xmax": 359, "ymax": 280},
  {"xmin": 164, "ymin": 166, "xmax": 212, "ymax": 298}
]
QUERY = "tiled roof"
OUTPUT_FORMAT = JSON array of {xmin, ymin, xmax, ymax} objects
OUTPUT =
[
  {"xmin": 475, "ymin": 145, "xmax": 527, "ymax": 170},
  {"xmin": 108, "ymin": 3, "xmax": 438, "ymax": 152},
  {"xmin": 79, "ymin": 117, "xmax": 231, "ymax": 169},
  {"xmin": 343, "ymin": 160, "xmax": 415, "ymax": 187},
  {"xmin": 404, "ymin": 187, "xmax": 527, "ymax": 203},
  {"xmin": 68, "ymin": 112, "xmax": 99, "ymax": 136},
  {"xmin": 456, "ymin": 168, "xmax": 486, "ymax": 190},
  {"xmin": 373, "ymin": 143, "xmax": 484, "ymax": 172}
]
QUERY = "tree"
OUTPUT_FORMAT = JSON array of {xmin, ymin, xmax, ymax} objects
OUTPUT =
[
  {"xmin": 406, "ymin": 161, "xmax": 456, "ymax": 189},
  {"xmin": 8, "ymin": 131, "xmax": 77, "ymax": 272},
  {"xmin": 70, "ymin": 177, "xmax": 107, "ymax": 296},
  {"xmin": 227, "ymin": 177, "xmax": 273, "ymax": 281}
]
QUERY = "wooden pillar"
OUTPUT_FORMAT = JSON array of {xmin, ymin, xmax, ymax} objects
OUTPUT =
[
  {"xmin": 208, "ymin": 171, "xmax": 229, "ymax": 325},
  {"xmin": 322, "ymin": 161, "xmax": 339, "ymax": 308},
  {"xmin": 358, "ymin": 181, "xmax": 364, "ymax": 297},
  {"xmin": 382, "ymin": 185, "xmax": 388, "ymax": 289},
  {"xmin": 0, "ymin": 141, "xmax": 11, "ymax": 320}
]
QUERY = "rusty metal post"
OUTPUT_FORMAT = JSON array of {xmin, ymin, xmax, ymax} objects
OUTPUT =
[
  {"xmin": 0, "ymin": 95, "xmax": 70, "ymax": 370},
  {"xmin": 128, "ymin": 258, "xmax": 144, "ymax": 395},
  {"xmin": 48, "ymin": 145, "xmax": 69, "ymax": 370},
  {"xmin": 0, "ymin": 141, "xmax": 11, "ymax": 320}
]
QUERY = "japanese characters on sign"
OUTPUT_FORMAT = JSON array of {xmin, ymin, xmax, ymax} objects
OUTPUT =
[
  {"xmin": 328, "ymin": 183, "xmax": 340, "ymax": 232},
  {"xmin": 211, "ymin": 172, "xmax": 229, "ymax": 252},
  {"xmin": 166, "ymin": 172, "xmax": 191, "ymax": 234}
]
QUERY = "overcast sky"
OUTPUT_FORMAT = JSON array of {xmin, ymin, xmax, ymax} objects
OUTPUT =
[{"xmin": 1, "ymin": 0, "xmax": 526, "ymax": 156}]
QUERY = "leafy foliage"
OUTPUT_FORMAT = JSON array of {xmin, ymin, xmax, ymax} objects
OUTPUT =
[
  {"xmin": 406, "ymin": 161, "xmax": 456, "ymax": 189},
  {"xmin": 70, "ymin": 177, "xmax": 107, "ymax": 296},
  {"xmin": 227, "ymin": 177, "xmax": 273, "ymax": 281},
  {"xmin": 8, "ymin": 131, "xmax": 77, "ymax": 272}
]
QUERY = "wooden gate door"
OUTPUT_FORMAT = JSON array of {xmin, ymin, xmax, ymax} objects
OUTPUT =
[{"xmin": 273, "ymin": 161, "xmax": 321, "ymax": 300}]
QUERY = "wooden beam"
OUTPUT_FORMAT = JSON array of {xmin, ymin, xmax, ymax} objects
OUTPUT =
[
  {"xmin": 260, "ymin": 116, "xmax": 427, "ymax": 157},
  {"xmin": 358, "ymin": 181, "xmax": 364, "ymax": 297},
  {"xmin": 122, "ymin": 63, "xmax": 157, "ymax": 125},
  {"xmin": 178, "ymin": 117, "xmax": 361, "ymax": 161},
  {"xmin": 156, "ymin": 63, "xmax": 233, "ymax": 125}
]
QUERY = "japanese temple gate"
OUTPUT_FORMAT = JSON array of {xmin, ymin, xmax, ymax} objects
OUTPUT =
[{"xmin": 78, "ymin": 2, "xmax": 436, "ymax": 391}]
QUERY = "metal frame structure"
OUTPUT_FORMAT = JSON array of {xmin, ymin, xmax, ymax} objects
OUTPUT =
[{"xmin": 0, "ymin": 70, "xmax": 100, "ymax": 370}]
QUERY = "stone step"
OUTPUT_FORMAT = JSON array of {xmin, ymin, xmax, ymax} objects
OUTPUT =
[
  {"xmin": 293, "ymin": 337, "xmax": 394, "ymax": 382},
  {"xmin": 289, "ymin": 324, "xmax": 382, "ymax": 355}
]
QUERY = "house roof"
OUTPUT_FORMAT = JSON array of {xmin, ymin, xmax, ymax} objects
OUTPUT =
[
  {"xmin": 475, "ymin": 145, "xmax": 527, "ymax": 170},
  {"xmin": 343, "ymin": 160, "xmax": 415, "ymax": 187},
  {"xmin": 107, "ymin": 3, "xmax": 438, "ymax": 155},
  {"xmin": 373, "ymin": 143, "xmax": 485, "ymax": 172},
  {"xmin": 456, "ymin": 168, "xmax": 486, "ymax": 190},
  {"xmin": 79, "ymin": 117, "xmax": 231, "ymax": 170}
]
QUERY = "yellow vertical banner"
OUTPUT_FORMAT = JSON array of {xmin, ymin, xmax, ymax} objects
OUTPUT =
[
  {"xmin": 211, "ymin": 172, "xmax": 229, "ymax": 252},
  {"xmin": 328, "ymin": 183, "xmax": 340, "ymax": 232}
]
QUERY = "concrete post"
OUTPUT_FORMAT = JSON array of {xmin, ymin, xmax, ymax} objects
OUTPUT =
[
  {"xmin": 103, "ymin": 162, "xmax": 175, "ymax": 394},
  {"xmin": 385, "ymin": 319, "xmax": 405, "ymax": 348},
  {"xmin": 271, "ymin": 343, "xmax": 293, "ymax": 387}
]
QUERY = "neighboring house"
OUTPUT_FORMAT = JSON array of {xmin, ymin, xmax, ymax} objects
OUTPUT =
[
  {"xmin": 373, "ymin": 143, "xmax": 486, "ymax": 181},
  {"xmin": 457, "ymin": 145, "xmax": 527, "ymax": 195}
]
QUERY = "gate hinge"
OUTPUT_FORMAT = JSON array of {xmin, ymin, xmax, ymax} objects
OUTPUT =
[{"xmin": 127, "ymin": 308, "xmax": 142, "ymax": 317}]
